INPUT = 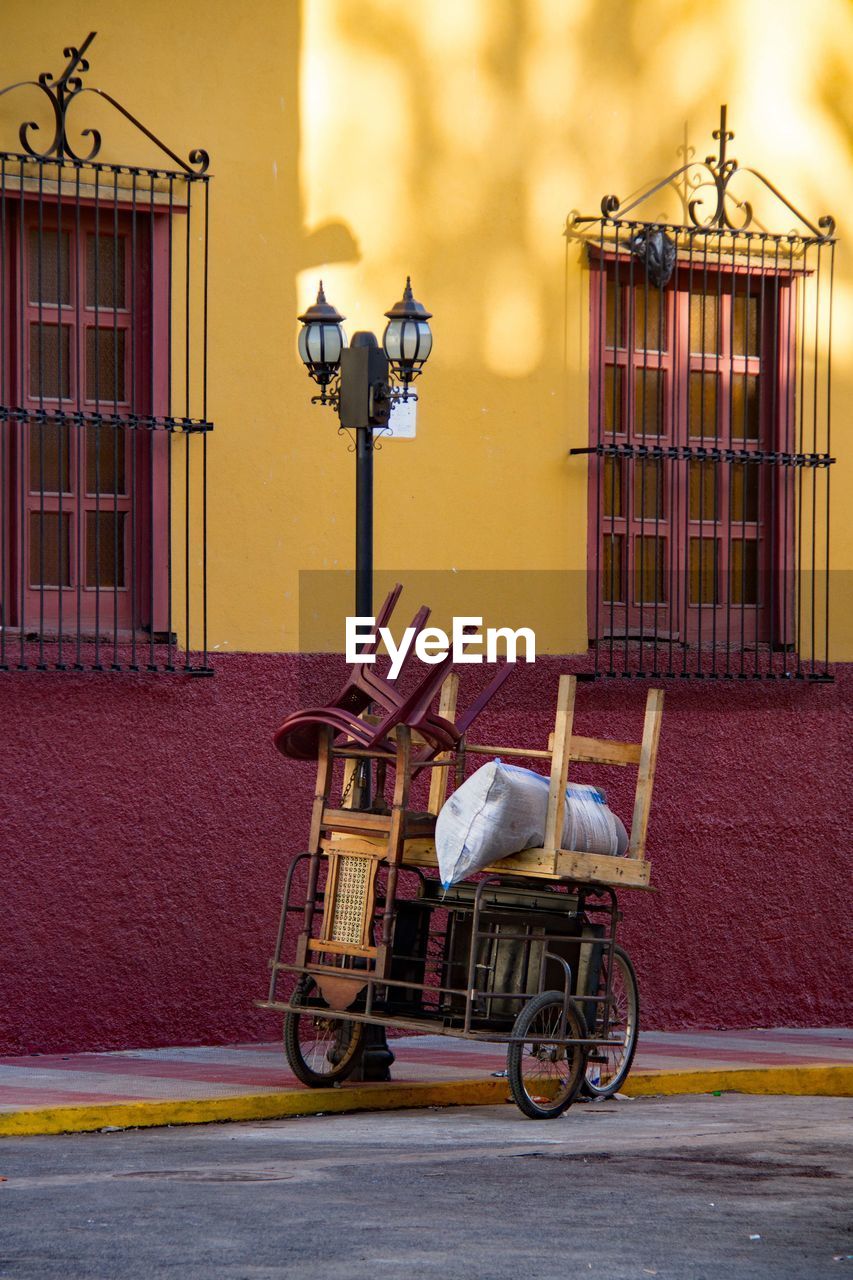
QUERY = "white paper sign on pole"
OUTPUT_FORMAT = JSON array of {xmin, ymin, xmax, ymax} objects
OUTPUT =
[{"xmin": 379, "ymin": 396, "xmax": 417, "ymax": 440}]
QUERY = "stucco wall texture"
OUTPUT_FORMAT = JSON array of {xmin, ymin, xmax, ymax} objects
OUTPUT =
[{"xmin": 2, "ymin": 656, "xmax": 851, "ymax": 1056}]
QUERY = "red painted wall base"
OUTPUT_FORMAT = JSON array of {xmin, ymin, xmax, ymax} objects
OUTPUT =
[{"xmin": 2, "ymin": 654, "xmax": 850, "ymax": 1055}]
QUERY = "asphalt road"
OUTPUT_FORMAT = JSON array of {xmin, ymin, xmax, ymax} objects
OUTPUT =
[{"xmin": 0, "ymin": 1095, "xmax": 851, "ymax": 1279}]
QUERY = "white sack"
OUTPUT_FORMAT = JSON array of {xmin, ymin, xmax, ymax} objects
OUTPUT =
[{"xmin": 435, "ymin": 760, "xmax": 628, "ymax": 889}]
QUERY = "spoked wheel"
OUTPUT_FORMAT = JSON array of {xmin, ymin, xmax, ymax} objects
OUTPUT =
[
  {"xmin": 283, "ymin": 977, "xmax": 365, "ymax": 1088},
  {"xmin": 506, "ymin": 991, "xmax": 588, "ymax": 1120},
  {"xmin": 582, "ymin": 944, "xmax": 639, "ymax": 1098}
]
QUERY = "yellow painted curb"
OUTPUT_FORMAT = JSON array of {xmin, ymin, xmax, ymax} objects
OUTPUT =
[
  {"xmin": 0, "ymin": 1064, "xmax": 849, "ymax": 1137},
  {"xmin": 622, "ymin": 1063, "xmax": 853, "ymax": 1099},
  {"xmin": 0, "ymin": 1078, "xmax": 510, "ymax": 1137}
]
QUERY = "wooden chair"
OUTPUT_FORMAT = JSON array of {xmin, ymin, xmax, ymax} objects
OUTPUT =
[{"xmin": 289, "ymin": 675, "xmax": 464, "ymax": 1005}]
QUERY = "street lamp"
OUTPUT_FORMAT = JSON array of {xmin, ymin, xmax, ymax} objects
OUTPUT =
[
  {"xmin": 296, "ymin": 283, "xmax": 346, "ymax": 397},
  {"xmin": 296, "ymin": 277, "xmax": 433, "ymax": 1084},
  {"xmin": 382, "ymin": 277, "xmax": 434, "ymax": 389},
  {"xmin": 297, "ymin": 277, "xmax": 433, "ymax": 620}
]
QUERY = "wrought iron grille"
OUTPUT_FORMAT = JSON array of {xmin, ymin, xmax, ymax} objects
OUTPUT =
[
  {"xmin": 0, "ymin": 33, "xmax": 212, "ymax": 673},
  {"xmin": 569, "ymin": 107, "xmax": 836, "ymax": 681}
]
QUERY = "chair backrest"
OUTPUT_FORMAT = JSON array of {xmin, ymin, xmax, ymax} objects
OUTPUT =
[
  {"xmin": 353, "ymin": 604, "xmax": 432, "ymax": 707},
  {"xmin": 365, "ymin": 650, "xmax": 456, "ymax": 749},
  {"xmin": 332, "ymin": 583, "xmax": 405, "ymax": 715},
  {"xmin": 360, "ymin": 582, "xmax": 404, "ymax": 656}
]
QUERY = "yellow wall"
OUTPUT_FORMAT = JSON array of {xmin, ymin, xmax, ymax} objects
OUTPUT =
[{"xmin": 2, "ymin": 0, "xmax": 852, "ymax": 656}]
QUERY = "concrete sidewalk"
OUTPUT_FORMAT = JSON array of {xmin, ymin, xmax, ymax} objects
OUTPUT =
[{"xmin": 1, "ymin": 1028, "xmax": 850, "ymax": 1136}]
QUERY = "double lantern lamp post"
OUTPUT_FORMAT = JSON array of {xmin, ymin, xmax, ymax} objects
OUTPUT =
[{"xmin": 296, "ymin": 278, "xmax": 433, "ymax": 619}]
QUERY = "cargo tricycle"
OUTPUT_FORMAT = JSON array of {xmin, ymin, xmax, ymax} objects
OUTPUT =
[{"xmin": 259, "ymin": 673, "xmax": 663, "ymax": 1119}]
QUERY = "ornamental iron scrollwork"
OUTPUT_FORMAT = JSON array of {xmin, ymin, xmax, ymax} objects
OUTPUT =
[
  {"xmin": 574, "ymin": 105, "xmax": 834, "ymax": 241},
  {"xmin": 0, "ymin": 32, "xmax": 209, "ymax": 175}
]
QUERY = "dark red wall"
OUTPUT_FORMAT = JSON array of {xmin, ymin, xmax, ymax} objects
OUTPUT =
[{"xmin": 2, "ymin": 654, "xmax": 851, "ymax": 1055}]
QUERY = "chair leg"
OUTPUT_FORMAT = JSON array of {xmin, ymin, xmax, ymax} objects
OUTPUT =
[
  {"xmin": 373, "ymin": 758, "xmax": 388, "ymax": 811},
  {"xmin": 301, "ymin": 726, "xmax": 334, "ymax": 940},
  {"xmin": 627, "ymin": 688, "xmax": 665, "ymax": 859},
  {"xmin": 356, "ymin": 728, "xmax": 415, "ymax": 1081},
  {"xmin": 543, "ymin": 675, "xmax": 577, "ymax": 856},
  {"xmin": 381, "ymin": 727, "xmax": 412, "ymax": 950},
  {"xmin": 427, "ymin": 673, "xmax": 459, "ymax": 814}
]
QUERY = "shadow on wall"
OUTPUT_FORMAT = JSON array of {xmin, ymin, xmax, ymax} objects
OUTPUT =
[
  {"xmin": 310, "ymin": 0, "xmax": 853, "ymax": 379},
  {"xmin": 298, "ymin": 219, "xmax": 360, "ymax": 272}
]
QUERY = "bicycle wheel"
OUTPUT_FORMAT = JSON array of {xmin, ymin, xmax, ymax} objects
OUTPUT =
[
  {"xmin": 506, "ymin": 991, "xmax": 588, "ymax": 1120},
  {"xmin": 283, "ymin": 977, "xmax": 365, "ymax": 1088},
  {"xmin": 583, "ymin": 944, "xmax": 639, "ymax": 1098}
]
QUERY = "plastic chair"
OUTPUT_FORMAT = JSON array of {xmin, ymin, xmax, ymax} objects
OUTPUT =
[
  {"xmin": 274, "ymin": 658, "xmax": 515, "ymax": 763},
  {"xmin": 274, "ymin": 652, "xmax": 457, "ymax": 761}
]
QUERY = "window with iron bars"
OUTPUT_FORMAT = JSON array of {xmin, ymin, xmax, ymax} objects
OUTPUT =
[
  {"xmin": 571, "ymin": 109, "xmax": 835, "ymax": 681},
  {"xmin": 0, "ymin": 35, "xmax": 212, "ymax": 673}
]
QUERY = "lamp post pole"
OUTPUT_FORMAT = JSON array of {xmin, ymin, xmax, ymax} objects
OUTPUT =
[
  {"xmin": 355, "ymin": 425, "xmax": 372, "ymax": 622},
  {"xmin": 339, "ymin": 330, "xmax": 395, "ymax": 1078},
  {"xmin": 352, "ymin": 419, "xmax": 393, "ymax": 1080}
]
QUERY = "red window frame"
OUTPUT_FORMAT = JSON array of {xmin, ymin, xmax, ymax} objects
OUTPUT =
[
  {"xmin": 0, "ymin": 195, "xmax": 171, "ymax": 637},
  {"xmin": 587, "ymin": 254, "xmax": 796, "ymax": 651}
]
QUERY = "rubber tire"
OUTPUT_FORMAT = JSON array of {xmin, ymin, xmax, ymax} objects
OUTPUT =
[
  {"xmin": 582, "ymin": 945, "xmax": 640, "ymax": 1098},
  {"xmin": 506, "ymin": 991, "xmax": 588, "ymax": 1120},
  {"xmin": 283, "ymin": 977, "xmax": 365, "ymax": 1088}
]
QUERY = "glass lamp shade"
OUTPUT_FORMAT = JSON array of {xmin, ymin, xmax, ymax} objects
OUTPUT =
[
  {"xmin": 297, "ymin": 282, "xmax": 346, "ymax": 386},
  {"xmin": 383, "ymin": 318, "xmax": 432, "ymax": 364},
  {"xmin": 383, "ymin": 277, "xmax": 433, "ymax": 383},
  {"xmin": 297, "ymin": 321, "xmax": 346, "ymax": 383}
]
